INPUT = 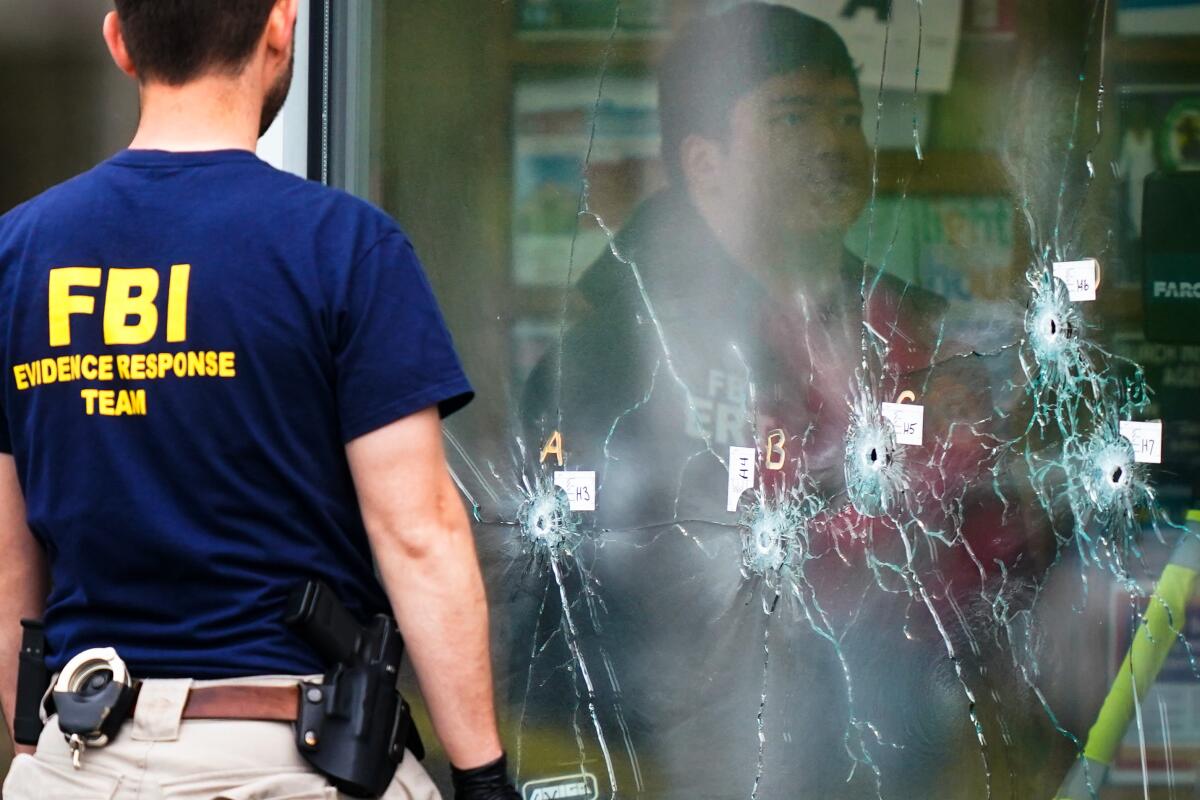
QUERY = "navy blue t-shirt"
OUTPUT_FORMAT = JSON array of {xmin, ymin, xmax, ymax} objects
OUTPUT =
[{"xmin": 0, "ymin": 149, "xmax": 473, "ymax": 677}]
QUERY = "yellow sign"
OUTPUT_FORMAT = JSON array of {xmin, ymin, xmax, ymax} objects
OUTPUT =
[
  {"xmin": 540, "ymin": 431, "xmax": 564, "ymax": 466},
  {"xmin": 765, "ymin": 429, "xmax": 787, "ymax": 470}
]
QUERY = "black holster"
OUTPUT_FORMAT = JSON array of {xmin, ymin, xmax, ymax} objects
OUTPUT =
[
  {"xmin": 13, "ymin": 619, "xmax": 48, "ymax": 746},
  {"xmin": 287, "ymin": 581, "xmax": 424, "ymax": 798}
]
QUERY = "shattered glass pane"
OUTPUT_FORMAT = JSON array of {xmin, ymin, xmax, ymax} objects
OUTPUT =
[{"xmin": 356, "ymin": 1, "xmax": 1200, "ymax": 797}]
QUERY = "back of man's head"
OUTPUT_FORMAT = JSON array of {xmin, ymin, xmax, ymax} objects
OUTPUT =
[
  {"xmin": 113, "ymin": 0, "xmax": 277, "ymax": 85},
  {"xmin": 658, "ymin": 2, "xmax": 858, "ymax": 184}
]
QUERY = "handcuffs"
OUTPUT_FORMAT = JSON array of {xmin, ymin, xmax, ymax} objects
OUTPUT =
[{"xmin": 51, "ymin": 647, "xmax": 136, "ymax": 769}]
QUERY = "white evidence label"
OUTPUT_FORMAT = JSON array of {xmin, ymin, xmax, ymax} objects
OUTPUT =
[
  {"xmin": 1053, "ymin": 259, "xmax": 1099, "ymax": 302},
  {"xmin": 881, "ymin": 402, "xmax": 925, "ymax": 446},
  {"xmin": 553, "ymin": 471, "xmax": 596, "ymax": 511},
  {"xmin": 1119, "ymin": 420, "xmax": 1163, "ymax": 465},
  {"xmin": 727, "ymin": 446, "xmax": 756, "ymax": 512}
]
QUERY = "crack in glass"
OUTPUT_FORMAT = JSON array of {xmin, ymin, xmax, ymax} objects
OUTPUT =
[{"xmin": 404, "ymin": 1, "xmax": 1200, "ymax": 796}]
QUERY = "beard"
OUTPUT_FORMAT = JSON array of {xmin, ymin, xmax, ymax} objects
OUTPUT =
[{"xmin": 258, "ymin": 44, "xmax": 295, "ymax": 138}]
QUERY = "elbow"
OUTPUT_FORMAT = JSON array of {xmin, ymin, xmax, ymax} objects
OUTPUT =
[{"xmin": 366, "ymin": 485, "xmax": 473, "ymax": 565}]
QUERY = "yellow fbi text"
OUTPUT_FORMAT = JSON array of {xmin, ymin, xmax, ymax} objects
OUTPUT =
[
  {"xmin": 12, "ymin": 351, "xmax": 237, "ymax": 417},
  {"xmin": 80, "ymin": 389, "xmax": 147, "ymax": 417},
  {"xmin": 12, "ymin": 351, "xmax": 236, "ymax": 390},
  {"xmin": 18, "ymin": 265, "xmax": 240, "ymax": 418},
  {"xmin": 49, "ymin": 264, "xmax": 191, "ymax": 346}
]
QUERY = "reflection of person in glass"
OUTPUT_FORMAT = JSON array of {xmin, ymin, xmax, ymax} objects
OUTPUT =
[{"xmin": 521, "ymin": 4, "xmax": 1057, "ymax": 798}]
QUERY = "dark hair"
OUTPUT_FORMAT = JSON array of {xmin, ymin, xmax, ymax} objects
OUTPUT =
[
  {"xmin": 657, "ymin": 2, "xmax": 858, "ymax": 183},
  {"xmin": 113, "ymin": 0, "xmax": 277, "ymax": 85}
]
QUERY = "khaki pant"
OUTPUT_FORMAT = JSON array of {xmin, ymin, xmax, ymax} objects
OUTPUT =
[{"xmin": 1, "ymin": 675, "xmax": 442, "ymax": 800}]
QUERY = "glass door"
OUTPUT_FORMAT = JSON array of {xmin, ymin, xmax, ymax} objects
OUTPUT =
[{"xmin": 328, "ymin": 2, "xmax": 1200, "ymax": 797}]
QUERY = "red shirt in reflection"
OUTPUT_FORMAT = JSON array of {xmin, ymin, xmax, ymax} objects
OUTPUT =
[{"xmin": 754, "ymin": 272, "xmax": 1040, "ymax": 620}]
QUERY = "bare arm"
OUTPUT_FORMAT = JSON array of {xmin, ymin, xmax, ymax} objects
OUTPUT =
[
  {"xmin": 346, "ymin": 407, "xmax": 502, "ymax": 769},
  {"xmin": 0, "ymin": 454, "xmax": 48, "ymax": 756}
]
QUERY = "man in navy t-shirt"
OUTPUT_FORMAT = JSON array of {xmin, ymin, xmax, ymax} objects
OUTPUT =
[{"xmin": 0, "ymin": 1, "xmax": 517, "ymax": 798}]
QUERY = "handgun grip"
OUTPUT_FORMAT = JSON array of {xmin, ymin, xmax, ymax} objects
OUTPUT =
[{"xmin": 286, "ymin": 581, "xmax": 363, "ymax": 666}]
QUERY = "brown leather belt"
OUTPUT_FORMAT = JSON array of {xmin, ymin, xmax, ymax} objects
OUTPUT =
[{"xmin": 131, "ymin": 684, "xmax": 302, "ymax": 722}]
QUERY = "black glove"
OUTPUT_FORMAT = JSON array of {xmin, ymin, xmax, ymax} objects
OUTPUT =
[{"xmin": 450, "ymin": 752, "xmax": 521, "ymax": 800}]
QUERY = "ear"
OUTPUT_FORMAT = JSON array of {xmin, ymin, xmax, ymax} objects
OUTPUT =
[
  {"xmin": 679, "ymin": 133, "xmax": 725, "ymax": 198},
  {"xmin": 102, "ymin": 11, "xmax": 137, "ymax": 79},
  {"xmin": 264, "ymin": 0, "xmax": 299, "ymax": 58}
]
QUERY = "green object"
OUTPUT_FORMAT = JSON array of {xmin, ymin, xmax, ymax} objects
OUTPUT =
[
  {"xmin": 1054, "ymin": 527, "xmax": 1200, "ymax": 800},
  {"xmin": 1159, "ymin": 98, "xmax": 1200, "ymax": 172}
]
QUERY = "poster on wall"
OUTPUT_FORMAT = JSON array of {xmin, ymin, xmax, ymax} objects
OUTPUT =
[
  {"xmin": 1112, "ymin": 85, "xmax": 1200, "ymax": 288},
  {"xmin": 844, "ymin": 195, "xmax": 1016, "ymax": 300},
  {"xmin": 1122, "ymin": 86, "xmax": 1200, "ymax": 175},
  {"xmin": 774, "ymin": 0, "xmax": 963, "ymax": 93},
  {"xmin": 516, "ymin": 0, "xmax": 669, "ymax": 35},
  {"xmin": 700, "ymin": 0, "xmax": 962, "ymax": 92},
  {"xmin": 1118, "ymin": 0, "xmax": 1200, "ymax": 36},
  {"xmin": 913, "ymin": 197, "xmax": 1015, "ymax": 301},
  {"xmin": 512, "ymin": 76, "xmax": 661, "ymax": 287},
  {"xmin": 511, "ymin": 318, "xmax": 562, "ymax": 389}
]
